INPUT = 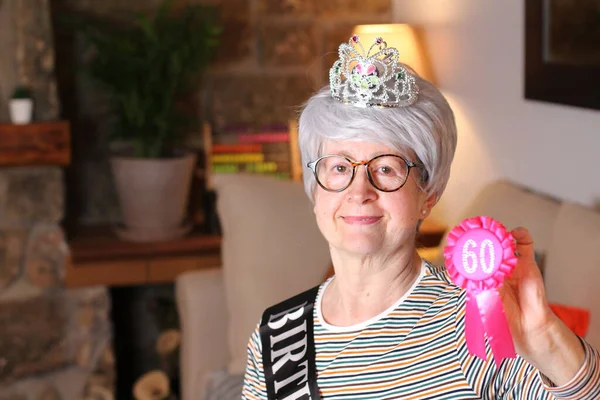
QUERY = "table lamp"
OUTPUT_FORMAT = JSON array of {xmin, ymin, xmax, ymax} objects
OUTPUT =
[{"xmin": 352, "ymin": 24, "xmax": 435, "ymax": 84}]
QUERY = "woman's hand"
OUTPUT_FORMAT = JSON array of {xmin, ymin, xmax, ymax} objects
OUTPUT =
[
  {"xmin": 500, "ymin": 227, "xmax": 584, "ymax": 386},
  {"xmin": 501, "ymin": 227, "xmax": 553, "ymax": 351}
]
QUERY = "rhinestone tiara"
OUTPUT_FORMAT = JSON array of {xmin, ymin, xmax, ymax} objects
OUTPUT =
[{"xmin": 329, "ymin": 35, "xmax": 419, "ymax": 108}]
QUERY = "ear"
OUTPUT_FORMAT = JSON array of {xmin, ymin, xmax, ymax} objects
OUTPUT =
[{"xmin": 420, "ymin": 193, "xmax": 437, "ymax": 219}]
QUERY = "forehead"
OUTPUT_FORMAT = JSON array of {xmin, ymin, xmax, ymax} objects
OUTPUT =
[{"xmin": 322, "ymin": 139, "xmax": 411, "ymax": 159}]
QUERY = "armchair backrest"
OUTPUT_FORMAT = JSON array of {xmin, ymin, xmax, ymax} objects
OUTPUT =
[{"xmin": 213, "ymin": 173, "xmax": 331, "ymax": 374}]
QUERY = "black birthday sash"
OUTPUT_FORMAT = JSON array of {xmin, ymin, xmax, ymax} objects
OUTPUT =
[{"xmin": 259, "ymin": 285, "xmax": 321, "ymax": 400}]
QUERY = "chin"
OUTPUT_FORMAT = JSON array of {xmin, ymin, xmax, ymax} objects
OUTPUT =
[{"xmin": 338, "ymin": 235, "xmax": 384, "ymax": 256}]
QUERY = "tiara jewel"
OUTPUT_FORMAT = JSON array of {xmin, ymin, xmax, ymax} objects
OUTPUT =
[{"xmin": 329, "ymin": 35, "xmax": 419, "ymax": 108}]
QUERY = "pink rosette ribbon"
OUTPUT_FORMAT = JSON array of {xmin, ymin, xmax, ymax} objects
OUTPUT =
[{"xmin": 444, "ymin": 216, "xmax": 517, "ymax": 367}]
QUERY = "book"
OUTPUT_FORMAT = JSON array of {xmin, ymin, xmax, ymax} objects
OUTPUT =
[
  {"xmin": 204, "ymin": 121, "xmax": 301, "ymax": 182},
  {"xmin": 212, "ymin": 144, "xmax": 262, "ymax": 153},
  {"xmin": 237, "ymin": 132, "xmax": 290, "ymax": 144},
  {"xmin": 212, "ymin": 153, "xmax": 265, "ymax": 164}
]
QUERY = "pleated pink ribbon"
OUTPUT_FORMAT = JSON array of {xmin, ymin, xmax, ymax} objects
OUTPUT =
[{"xmin": 444, "ymin": 216, "xmax": 517, "ymax": 367}]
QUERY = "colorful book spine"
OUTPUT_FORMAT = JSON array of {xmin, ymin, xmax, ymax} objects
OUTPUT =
[
  {"xmin": 212, "ymin": 144, "xmax": 262, "ymax": 153},
  {"xmin": 213, "ymin": 162, "xmax": 279, "ymax": 173},
  {"xmin": 237, "ymin": 132, "xmax": 290, "ymax": 143},
  {"xmin": 213, "ymin": 164, "xmax": 240, "ymax": 173},
  {"xmin": 221, "ymin": 124, "xmax": 288, "ymax": 134},
  {"xmin": 212, "ymin": 153, "xmax": 265, "ymax": 163},
  {"xmin": 245, "ymin": 162, "xmax": 278, "ymax": 173}
]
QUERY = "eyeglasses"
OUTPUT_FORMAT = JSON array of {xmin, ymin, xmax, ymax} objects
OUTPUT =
[{"xmin": 307, "ymin": 154, "xmax": 423, "ymax": 193}]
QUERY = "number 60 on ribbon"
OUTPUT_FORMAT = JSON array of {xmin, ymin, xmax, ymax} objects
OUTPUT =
[
  {"xmin": 453, "ymin": 230, "xmax": 504, "ymax": 281},
  {"xmin": 462, "ymin": 239, "xmax": 496, "ymax": 275}
]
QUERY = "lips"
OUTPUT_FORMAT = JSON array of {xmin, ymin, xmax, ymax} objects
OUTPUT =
[{"xmin": 342, "ymin": 216, "xmax": 382, "ymax": 225}]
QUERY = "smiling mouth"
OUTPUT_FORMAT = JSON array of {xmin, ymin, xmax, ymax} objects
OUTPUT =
[{"xmin": 342, "ymin": 216, "xmax": 382, "ymax": 225}]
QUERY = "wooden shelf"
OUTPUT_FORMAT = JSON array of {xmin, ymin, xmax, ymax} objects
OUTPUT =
[
  {"xmin": 0, "ymin": 121, "xmax": 70, "ymax": 166},
  {"xmin": 66, "ymin": 226, "xmax": 222, "ymax": 287}
]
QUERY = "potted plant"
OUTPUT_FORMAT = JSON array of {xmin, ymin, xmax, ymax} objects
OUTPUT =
[
  {"xmin": 70, "ymin": 0, "xmax": 221, "ymax": 241},
  {"xmin": 9, "ymin": 85, "xmax": 34, "ymax": 124}
]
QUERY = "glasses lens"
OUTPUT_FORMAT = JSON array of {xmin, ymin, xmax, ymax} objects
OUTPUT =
[
  {"xmin": 368, "ymin": 155, "xmax": 409, "ymax": 191},
  {"xmin": 315, "ymin": 156, "xmax": 353, "ymax": 191}
]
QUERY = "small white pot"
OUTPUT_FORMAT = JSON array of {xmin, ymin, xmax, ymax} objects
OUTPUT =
[{"xmin": 9, "ymin": 99, "xmax": 34, "ymax": 124}]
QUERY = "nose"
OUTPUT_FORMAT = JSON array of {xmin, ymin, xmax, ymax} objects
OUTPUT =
[{"xmin": 346, "ymin": 165, "xmax": 377, "ymax": 204}]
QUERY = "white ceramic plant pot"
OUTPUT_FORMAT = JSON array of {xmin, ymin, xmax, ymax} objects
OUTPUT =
[
  {"xmin": 9, "ymin": 99, "xmax": 33, "ymax": 124},
  {"xmin": 110, "ymin": 152, "xmax": 197, "ymax": 242}
]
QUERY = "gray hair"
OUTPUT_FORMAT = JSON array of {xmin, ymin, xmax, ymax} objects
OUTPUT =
[{"xmin": 298, "ymin": 72, "xmax": 457, "ymax": 203}]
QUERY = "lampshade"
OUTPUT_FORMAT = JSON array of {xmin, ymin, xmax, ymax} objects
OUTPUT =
[{"xmin": 352, "ymin": 24, "xmax": 434, "ymax": 84}]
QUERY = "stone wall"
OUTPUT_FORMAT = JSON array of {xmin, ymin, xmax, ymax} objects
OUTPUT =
[
  {"xmin": 0, "ymin": 0, "xmax": 17, "ymax": 121},
  {"xmin": 51, "ymin": 0, "xmax": 393, "ymax": 225},
  {"xmin": 0, "ymin": 1, "xmax": 114, "ymax": 399},
  {"xmin": 0, "ymin": 170, "xmax": 114, "ymax": 400},
  {"xmin": 206, "ymin": 0, "xmax": 392, "ymax": 128}
]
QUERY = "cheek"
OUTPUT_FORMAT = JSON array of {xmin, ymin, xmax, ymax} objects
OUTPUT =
[
  {"xmin": 313, "ymin": 198, "xmax": 336, "ymax": 239},
  {"xmin": 313, "ymin": 198, "xmax": 330, "ymax": 220},
  {"xmin": 313, "ymin": 192, "xmax": 339, "ymax": 220},
  {"xmin": 384, "ymin": 191, "xmax": 423, "ymax": 221}
]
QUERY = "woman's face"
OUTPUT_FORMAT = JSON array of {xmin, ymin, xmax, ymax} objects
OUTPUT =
[{"xmin": 313, "ymin": 140, "xmax": 434, "ymax": 258}]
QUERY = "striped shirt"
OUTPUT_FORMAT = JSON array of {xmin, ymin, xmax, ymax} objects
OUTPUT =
[{"xmin": 242, "ymin": 262, "xmax": 600, "ymax": 399}]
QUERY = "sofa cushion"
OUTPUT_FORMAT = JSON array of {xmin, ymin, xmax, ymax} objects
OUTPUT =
[
  {"xmin": 204, "ymin": 369, "xmax": 244, "ymax": 400},
  {"xmin": 446, "ymin": 180, "xmax": 560, "ymax": 254},
  {"xmin": 544, "ymin": 202, "xmax": 600, "ymax": 349},
  {"xmin": 214, "ymin": 174, "xmax": 331, "ymax": 374}
]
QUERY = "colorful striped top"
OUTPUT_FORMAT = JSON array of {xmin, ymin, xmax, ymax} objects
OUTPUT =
[{"xmin": 242, "ymin": 262, "xmax": 600, "ymax": 399}]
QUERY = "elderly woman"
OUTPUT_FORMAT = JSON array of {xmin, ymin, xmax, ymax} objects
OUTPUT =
[{"xmin": 242, "ymin": 36, "xmax": 600, "ymax": 399}]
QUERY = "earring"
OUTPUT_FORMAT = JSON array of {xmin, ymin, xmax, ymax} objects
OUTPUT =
[{"xmin": 421, "ymin": 210, "xmax": 427, "ymax": 215}]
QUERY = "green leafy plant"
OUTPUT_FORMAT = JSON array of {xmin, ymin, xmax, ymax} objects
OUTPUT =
[
  {"xmin": 68, "ymin": 0, "xmax": 221, "ymax": 158},
  {"xmin": 11, "ymin": 86, "xmax": 32, "ymax": 100}
]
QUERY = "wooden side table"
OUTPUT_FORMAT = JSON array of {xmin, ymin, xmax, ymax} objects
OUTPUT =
[{"xmin": 66, "ymin": 226, "xmax": 221, "ymax": 287}]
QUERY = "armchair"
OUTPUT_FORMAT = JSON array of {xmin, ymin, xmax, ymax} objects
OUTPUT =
[{"xmin": 176, "ymin": 174, "xmax": 331, "ymax": 399}]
